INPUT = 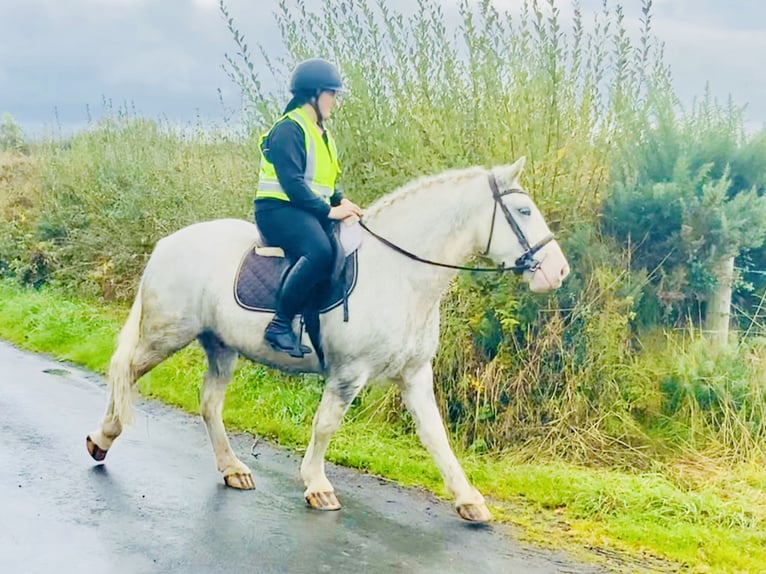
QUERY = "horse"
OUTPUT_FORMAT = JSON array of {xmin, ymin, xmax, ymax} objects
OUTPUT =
[{"xmin": 86, "ymin": 156, "xmax": 570, "ymax": 523}]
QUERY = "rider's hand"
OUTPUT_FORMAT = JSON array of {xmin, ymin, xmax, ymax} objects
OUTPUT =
[
  {"xmin": 340, "ymin": 198, "xmax": 363, "ymax": 215},
  {"xmin": 329, "ymin": 199, "xmax": 363, "ymax": 221}
]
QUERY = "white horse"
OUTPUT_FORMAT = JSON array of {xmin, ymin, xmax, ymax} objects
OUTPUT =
[{"xmin": 86, "ymin": 157, "xmax": 569, "ymax": 523}]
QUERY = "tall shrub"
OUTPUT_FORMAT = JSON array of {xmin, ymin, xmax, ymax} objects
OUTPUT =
[
  {"xmin": 222, "ymin": 0, "xmax": 687, "ymax": 458},
  {"xmin": 603, "ymin": 91, "xmax": 766, "ymax": 335}
]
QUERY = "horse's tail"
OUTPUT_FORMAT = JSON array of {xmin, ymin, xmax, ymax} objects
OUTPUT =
[{"xmin": 109, "ymin": 280, "xmax": 144, "ymax": 426}]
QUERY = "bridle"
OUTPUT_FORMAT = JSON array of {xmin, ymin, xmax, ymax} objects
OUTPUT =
[
  {"xmin": 358, "ymin": 172, "xmax": 555, "ymax": 275},
  {"xmin": 483, "ymin": 173, "xmax": 555, "ymax": 273}
]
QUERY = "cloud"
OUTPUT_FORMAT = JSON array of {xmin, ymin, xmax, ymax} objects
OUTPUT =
[
  {"xmin": 192, "ymin": 0, "xmax": 219, "ymax": 10},
  {"xmin": 1, "ymin": 0, "xmax": 765, "ymax": 133},
  {"xmin": 0, "ymin": 0, "xmax": 250, "ymax": 129},
  {"xmin": 651, "ymin": 6, "xmax": 766, "ymax": 127}
]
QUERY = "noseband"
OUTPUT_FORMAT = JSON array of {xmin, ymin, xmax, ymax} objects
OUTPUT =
[{"xmin": 359, "ymin": 172, "xmax": 555, "ymax": 274}]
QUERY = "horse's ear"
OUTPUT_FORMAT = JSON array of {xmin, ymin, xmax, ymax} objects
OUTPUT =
[
  {"xmin": 509, "ymin": 156, "xmax": 526, "ymax": 178},
  {"xmin": 496, "ymin": 156, "xmax": 526, "ymax": 183}
]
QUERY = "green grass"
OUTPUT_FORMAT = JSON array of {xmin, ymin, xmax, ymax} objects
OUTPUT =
[{"xmin": 1, "ymin": 280, "xmax": 765, "ymax": 573}]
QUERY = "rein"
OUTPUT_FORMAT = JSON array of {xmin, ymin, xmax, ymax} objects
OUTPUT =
[
  {"xmin": 359, "ymin": 219, "xmax": 516, "ymax": 273},
  {"xmin": 359, "ymin": 173, "xmax": 555, "ymax": 275}
]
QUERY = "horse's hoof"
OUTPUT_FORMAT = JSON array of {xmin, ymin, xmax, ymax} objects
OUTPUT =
[
  {"xmin": 86, "ymin": 435, "xmax": 108, "ymax": 462},
  {"xmin": 457, "ymin": 502, "xmax": 493, "ymax": 523},
  {"xmin": 224, "ymin": 472, "xmax": 255, "ymax": 490},
  {"xmin": 305, "ymin": 491, "xmax": 342, "ymax": 511}
]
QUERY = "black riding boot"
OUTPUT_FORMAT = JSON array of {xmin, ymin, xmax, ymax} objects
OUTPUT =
[
  {"xmin": 264, "ymin": 256, "xmax": 314, "ymax": 358},
  {"xmin": 264, "ymin": 314, "xmax": 307, "ymax": 358}
]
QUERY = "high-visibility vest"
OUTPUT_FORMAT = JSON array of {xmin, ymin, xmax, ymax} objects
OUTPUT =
[{"xmin": 256, "ymin": 107, "xmax": 341, "ymax": 204}]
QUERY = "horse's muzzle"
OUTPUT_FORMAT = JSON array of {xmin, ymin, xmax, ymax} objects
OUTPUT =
[{"xmin": 527, "ymin": 242, "xmax": 570, "ymax": 293}]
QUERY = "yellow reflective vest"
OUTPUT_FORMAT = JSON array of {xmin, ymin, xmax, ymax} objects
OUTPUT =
[{"xmin": 256, "ymin": 107, "xmax": 341, "ymax": 204}]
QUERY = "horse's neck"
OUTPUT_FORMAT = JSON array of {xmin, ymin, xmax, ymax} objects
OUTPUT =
[{"xmin": 364, "ymin": 170, "xmax": 488, "ymax": 289}]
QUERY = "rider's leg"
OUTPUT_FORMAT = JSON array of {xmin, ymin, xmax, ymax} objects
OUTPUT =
[
  {"xmin": 265, "ymin": 255, "xmax": 315, "ymax": 356},
  {"xmin": 257, "ymin": 204, "xmax": 333, "ymax": 356}
]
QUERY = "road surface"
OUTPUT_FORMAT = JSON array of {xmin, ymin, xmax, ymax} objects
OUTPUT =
[{"xmin": 0, "ymin": 340, "xmax": 603, "ymax": 574}]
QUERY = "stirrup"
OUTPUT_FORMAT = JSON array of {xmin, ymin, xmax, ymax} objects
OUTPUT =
[{"xmin": 266, "ymin": 340, "xmax": 306, "ymax": 358}]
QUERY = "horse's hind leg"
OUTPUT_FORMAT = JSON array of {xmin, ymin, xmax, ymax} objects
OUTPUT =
[
  {"xmin": 301, "ymin": 373, "xmax": 367, "ymax": 510},
  {"xmin": 86, "ymin": 335, "xmax": 187, "ymax": 460},
  {"xmin": 399, "ymin": 362, "xmax": 492, "ymax": 523},
  {"xmin": 87, "ymin": 286, "xmax": 198, "ymax": 461},
  {"xmin": 198, "ymin": 332, "xmax": 254, "ymax": 490}
]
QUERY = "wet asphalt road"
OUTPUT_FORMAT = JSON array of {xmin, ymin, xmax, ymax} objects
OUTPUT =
[{"xmin": 0, "ymin": 340, "xmax": 603, "ymax": 574}]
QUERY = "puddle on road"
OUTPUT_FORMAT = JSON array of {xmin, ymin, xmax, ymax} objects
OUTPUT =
[{"xmin": 43, "ymin": 368, "xmax": 71, "ymax": 376}]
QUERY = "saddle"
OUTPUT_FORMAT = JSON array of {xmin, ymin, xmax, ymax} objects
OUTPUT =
[{"xmin": 234, "ymin": 221, "xmax": 362, "ymax": 367}]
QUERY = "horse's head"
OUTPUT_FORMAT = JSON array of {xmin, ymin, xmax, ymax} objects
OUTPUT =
[{"xmin": 484, "ymin": 157, "xmax": 570, "ymax": 292}]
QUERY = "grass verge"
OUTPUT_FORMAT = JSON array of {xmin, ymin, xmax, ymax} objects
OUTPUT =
[{"xmin": 0, "ymin": 279, "xmax": 763, "ymax": 573}]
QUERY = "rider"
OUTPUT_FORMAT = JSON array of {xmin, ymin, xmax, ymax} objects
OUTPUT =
[{"xmin": 255, "ymin": 58, "xmax": 363, "ymax": 358}]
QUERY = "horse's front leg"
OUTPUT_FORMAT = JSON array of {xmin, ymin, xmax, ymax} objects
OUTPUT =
[
  {"xmin": 199, "ymin": 334, "xmax": 254, "ymax": 490},
  {"xmin": 400, "ymin": 362, "xmax": 492, "ymax": 523},
  {"xmin": 300, "ymin": 373, "xmax": 367, "ymax": 511}
]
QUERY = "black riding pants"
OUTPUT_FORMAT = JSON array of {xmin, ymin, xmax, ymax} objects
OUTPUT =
[{"xmin": 255, "ymin": 200, "xmax": 334, "ymax": 318}]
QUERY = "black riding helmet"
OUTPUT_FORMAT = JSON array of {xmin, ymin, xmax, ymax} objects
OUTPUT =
[
  {"xmin": 289, "ymin": 58, "xmax": 343, "ymax": 94},
  {"xmin": 284, "ymin": 58, "xmax": 343, "ymax": 123}
]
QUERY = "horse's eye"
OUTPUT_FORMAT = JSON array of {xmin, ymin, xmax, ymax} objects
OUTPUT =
[{"xmin": 518, "ymin": 207, "xmax": 532, "ymax": 216}]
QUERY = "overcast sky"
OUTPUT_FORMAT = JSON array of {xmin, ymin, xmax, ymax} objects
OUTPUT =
[{"xmin": 2, "ymin": 0, "xmax": 765, "ymax": 137}]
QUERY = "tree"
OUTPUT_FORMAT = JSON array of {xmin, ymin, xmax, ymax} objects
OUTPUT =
[
  {"xmin": 681, "ymin": 162, "xmax": 766, "ymax": 343},
  {"xmin": 603, "ymin": 96, "xmax": 766, "ymax": 343},
  {"xmin": 0, "ymin": 113, "xmax": 26, "ymax": 151}
]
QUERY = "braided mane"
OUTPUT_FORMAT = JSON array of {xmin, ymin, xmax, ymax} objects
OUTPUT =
[{"xmin": 364, "ymin": 166, "xmax": 486, "ymax": 217}]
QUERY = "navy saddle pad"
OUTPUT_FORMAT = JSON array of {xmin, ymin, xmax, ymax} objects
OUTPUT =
[{"xmin": 234, "ymin": 247, "xmax": 358, "ymax": 313}]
